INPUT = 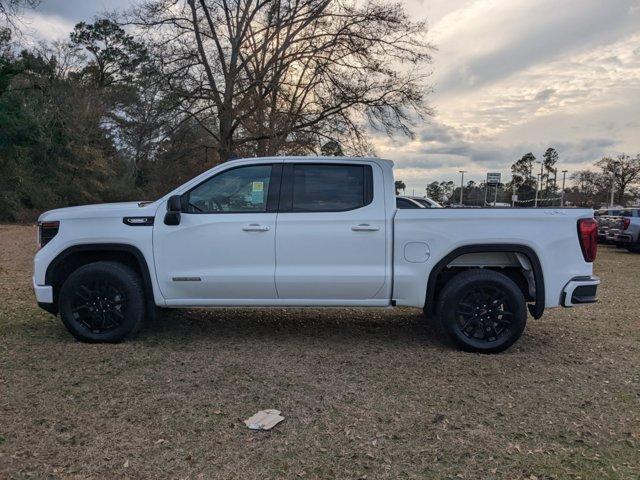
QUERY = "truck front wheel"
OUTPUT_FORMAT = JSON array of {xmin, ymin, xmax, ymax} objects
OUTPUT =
[
  {"xmin": 58, "ymin": 261, "xmax": 145, "ymax": 343},
  {"xmin": 436, "ymin": 269, "xmax": 527, "ymax": 353}
]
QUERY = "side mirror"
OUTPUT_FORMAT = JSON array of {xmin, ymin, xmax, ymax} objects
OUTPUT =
[{"xmin": 164, "ymin": 195, "xmax": 182, "ymax": 226}]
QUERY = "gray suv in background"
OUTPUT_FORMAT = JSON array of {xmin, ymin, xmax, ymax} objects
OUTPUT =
[{"xmin": 607, "ymin": 208, "xmax": 640, "ymax": 252}]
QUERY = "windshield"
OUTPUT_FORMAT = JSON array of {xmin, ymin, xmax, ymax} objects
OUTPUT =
[{"xmin": 413, "ymin": 198, "xmax": 442, "ymax": 208}]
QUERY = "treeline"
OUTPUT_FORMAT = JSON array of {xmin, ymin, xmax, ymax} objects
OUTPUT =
[
  {"xmin": 508, "ymin": 149, "xmax": 640, "ymax": 207},
  {"xmin": 0, "ymin": 0, "xmax": 433, "ymax": 221},
  {"xmin": 410, "ymin": 149, "xmax": 640, "ymax": 207}
]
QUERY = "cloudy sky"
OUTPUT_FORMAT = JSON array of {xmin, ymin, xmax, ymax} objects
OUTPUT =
[{"xmin": 20, "ymin": 0, "xmax": 640, "ymax": 192}]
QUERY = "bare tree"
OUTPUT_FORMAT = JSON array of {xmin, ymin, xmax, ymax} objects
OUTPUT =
[
  {"xmin": 131, "ymin": 0, "xmax": 433, "ymax": 162},
  {"xmin": 597, "ymin": 154, "xmax": 640, "ymax": 205},
  {"xmin": 571, "ymin": 170, "xmax": 607, "ymax": 196},
  {"xmin": 0, "ymin": 0, "xmax": 39, "ymax": 35}
]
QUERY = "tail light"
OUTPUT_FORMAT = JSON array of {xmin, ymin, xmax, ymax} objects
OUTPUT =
[
  {"xmin": 577, "ymin": 218, "xmax": 597, "ymax": 262},
  {"xmin": 38, "ymin": 221, "xmax": 59, "ymax": 248},
  {"xmin": 622, "ymin": 217, "xmax": 631, "ymax": 230}
]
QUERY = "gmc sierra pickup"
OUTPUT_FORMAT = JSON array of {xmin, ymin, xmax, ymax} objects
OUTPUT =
[{"xmin": 33, "ymin": 157, "xmax": 600, "ymax": 352}]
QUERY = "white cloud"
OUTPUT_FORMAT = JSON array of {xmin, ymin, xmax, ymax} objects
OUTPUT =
[
  {"xmin": 13, "ymin": 0, "xmax": 640, "ymax": 194},
  {"xmin": 375, "ymin": 0, "xmax": 640, "ymax": 192},
  {"xmin": 19, "ymin": 11, "xmax": 76, "ymax": 44}
]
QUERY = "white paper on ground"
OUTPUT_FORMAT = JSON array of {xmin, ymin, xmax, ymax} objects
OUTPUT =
[{"xmin": 244, "ymin": 409, "xmax": 285, "ymax": 430}]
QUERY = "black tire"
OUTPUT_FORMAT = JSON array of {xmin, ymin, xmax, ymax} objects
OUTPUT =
[
  {"xmin": 58, "ymin": 261, "xmax": 145, "ymax": 343},
  {"xmin": 436, "ymin": 269, "xmax": 527, "ymax": 353}
]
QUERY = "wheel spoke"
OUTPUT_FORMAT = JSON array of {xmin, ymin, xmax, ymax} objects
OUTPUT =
[
  {"xmin": 455, "ymin": 284, "xmax": 517, "ymax": 343},
  {"xmin": 480, "ymin": 323, "xmax": 490, "ymax": 340},
  {"xmin": 489, "ymin": 291, "xmax": 504, "ymax": 305},
  {"xmin": 489, "ymin": 322, "xmax": 500, "ymax": 340},
  {"xmin": 77, "ymin": 285, "xmax": 93, "ymax": 300},
  {"xmin": 466, "ymin": 322, "xmax": 477, "ymax": 337},
  {"xmin": 456, "ymin": 302, "xmax": 474, "ymax": 314},
  {"xmin": 70, "ymin": 279, "xmax": 126, "ymax": 334},
  {"xmin": 72, "ymin": 304, "xmax": 90, "ymax": 313},
  {"xmin": 103, "ymin": 313, "xmax": 118, "ymax": 329}
]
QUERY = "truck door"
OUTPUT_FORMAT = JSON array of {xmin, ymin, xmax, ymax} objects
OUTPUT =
[
  {"xmin": 274, "ymin": 162, "xmax": 387, "ymax": 301},
  {"xmin": 154, "ymin": 162, "xmax": 281, "ymax": 303}
]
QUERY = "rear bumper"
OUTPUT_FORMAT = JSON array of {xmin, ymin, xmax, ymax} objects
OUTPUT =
[
  {"xmin": 614, "ymin": 233, "xmax": 634, "ymax": 244},
  {"xmin": 561, "ymin": 276, "xmax": 600, "ymax": 307}
]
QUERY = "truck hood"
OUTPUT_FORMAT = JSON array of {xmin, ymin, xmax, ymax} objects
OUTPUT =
[{"xmin": 38, "ymin": 201, "xmax": 160, "ymax": 222}]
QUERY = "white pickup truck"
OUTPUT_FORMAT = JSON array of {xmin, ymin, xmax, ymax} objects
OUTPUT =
[{"xmin": 33, "ymin": 157, "xmax": 600, "ymax": 352}]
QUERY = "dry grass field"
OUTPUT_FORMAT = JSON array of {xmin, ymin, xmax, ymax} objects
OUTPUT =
[{"xmin": 1, "ymin": 224, "xmax": 638, "ymax": 479}]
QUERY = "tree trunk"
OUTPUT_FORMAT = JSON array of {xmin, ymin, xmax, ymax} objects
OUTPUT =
[{"xmin": 217, "ymin": 110, "xmax": 234, "ymax": 162}]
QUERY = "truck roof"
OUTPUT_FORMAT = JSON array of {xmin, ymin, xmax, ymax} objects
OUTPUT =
[{"xmin": 225, "ymin": 155, "xmax": 395, "ymax": 168}]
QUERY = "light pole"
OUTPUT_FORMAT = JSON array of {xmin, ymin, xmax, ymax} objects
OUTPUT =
[
  {"xmin": 539, "ymin": 160, "xmax": 544, "ymax": 202},
  {"xmin": 610, "ymin": 161, "xmax": 620, "ymax": 207},
  {"xmin": 458, "ymin": 170, "xmax": 466, "ymax": 206},
  {"xmin": 561, "ymin": 170, "xmax": 568, "ymax": 206},
  {"xmin": 534, "ymin": 173, "xmax": 541, "ymax": 207}
]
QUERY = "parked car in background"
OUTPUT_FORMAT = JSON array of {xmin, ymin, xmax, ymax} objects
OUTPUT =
[
  {"xmin": 396, "ymin": 196, "xmax": 426, "ymax": 209},
  {"xmin": 605, "ymin": 208, "xmax": 640, "ymax": 252},
  {"xmin": 405, "ymin": 196, "xmax": 443, "ymax": 209},
  {"xmin": 595, "ymin": 208, "xmax": 625, "ymax": 217},
  {"xmin": 595, "ymin": 207, "xmax": 625, "ymax": 243}
]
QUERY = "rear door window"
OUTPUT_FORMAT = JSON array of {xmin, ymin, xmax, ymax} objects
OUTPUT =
[{"xmin": 286, "ymin": 164, "xmax": 373, "ymax": 212}]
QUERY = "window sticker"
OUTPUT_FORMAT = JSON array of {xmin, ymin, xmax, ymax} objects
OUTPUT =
[{"xmin": 251, "ymin": 181, "xmax": 265, "ymax": 203}]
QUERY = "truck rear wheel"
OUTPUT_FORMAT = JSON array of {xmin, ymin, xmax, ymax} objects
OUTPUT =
[
  {"xmin": 436, "ymin": 269, "xmax": 527, "ymax": 353},
  {"xmin": 58, "ymin": 261, "xmax": 145, "ymax": 343}
]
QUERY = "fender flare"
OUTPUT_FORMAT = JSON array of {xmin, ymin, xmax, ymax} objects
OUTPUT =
[
  {"xmin": 45, "ymin": 243, "xmax": 155, "ymax": 307},
  {"xmin": 425, "ymin": 244, "xmax": 545, "ymax": 319}
]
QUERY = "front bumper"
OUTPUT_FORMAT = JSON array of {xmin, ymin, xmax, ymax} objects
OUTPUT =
[
  {"xmin": 33, "ymin": 277, "xmax": 58, "ymax": 315},
  {"xmin": 32, "ymin": 276, "xmax": 53, "ymax": 303},
  {"xmin": 561, "ymin": 276, "xmax": 600, "ymax": 307}
]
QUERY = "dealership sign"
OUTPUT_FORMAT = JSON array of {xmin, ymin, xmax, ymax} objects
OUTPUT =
[{"xmin": 486, "ymin": 172, "xmax": 501, "ymax": 185}]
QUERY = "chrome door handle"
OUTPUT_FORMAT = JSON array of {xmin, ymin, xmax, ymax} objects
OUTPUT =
[
  {"xmin": 242, "ymin": 224, "xmax": 270, "ymax": 232},
  {"xmin": 351, "ymin": 224, "xmax": 380, "ymax": 232}
]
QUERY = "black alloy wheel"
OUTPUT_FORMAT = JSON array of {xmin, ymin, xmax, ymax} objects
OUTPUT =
[
  {"xmin": 59, "ymin": 261, "xmax": 145, "ymax": 343},
  {"xmin": 454, "ymin": 285, "xmax": 514, "ymax": 343},
  {"xmin": 70, "ymin": 279, "xmax": 127, "ymax": 334},
  {"xmin": 437, "ymin": 269, "xmax": 527, "ymax": 353}
]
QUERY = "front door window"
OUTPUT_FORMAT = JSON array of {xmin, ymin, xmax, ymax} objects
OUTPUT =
[{"xmin": 186, "ymin": 165, "xmax": 272, "ymax": 213}]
